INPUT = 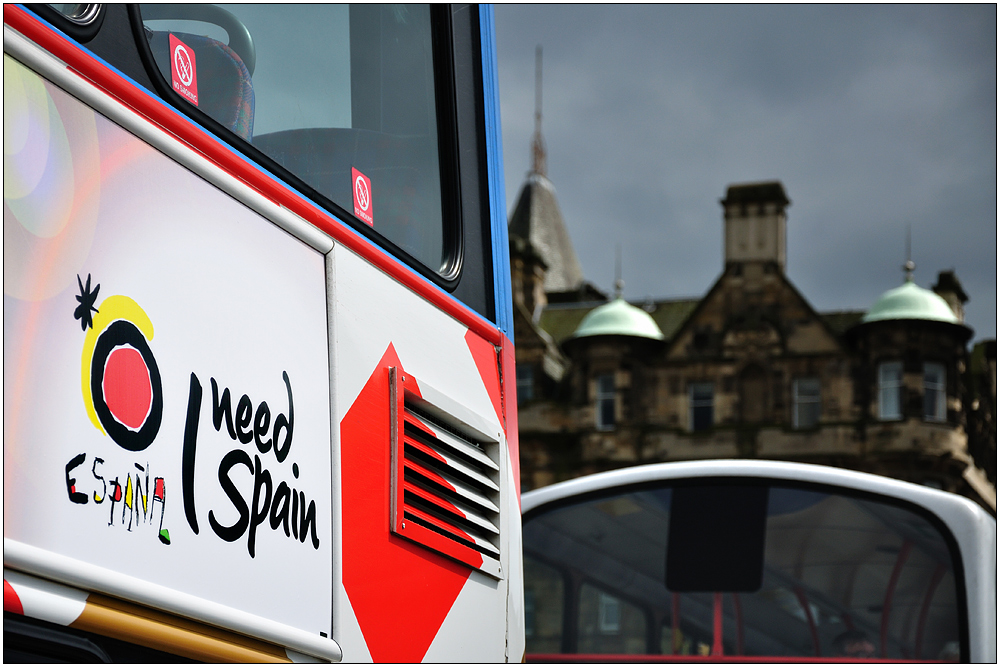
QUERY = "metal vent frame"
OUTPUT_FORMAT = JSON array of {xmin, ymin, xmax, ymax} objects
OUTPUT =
[{"xmin": 389, "ymin": 367, "xmax": 503, "ymax": 579}]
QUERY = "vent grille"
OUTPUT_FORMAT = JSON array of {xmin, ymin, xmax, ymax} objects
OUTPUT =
[{"xmin": 390, "ymin": 368, "xmax": 502, "ymax": 579}]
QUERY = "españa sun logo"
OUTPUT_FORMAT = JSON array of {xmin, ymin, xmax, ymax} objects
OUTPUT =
[{"xmin": 76, "ymin": 274, "xmax": 163, "ymax": 451}]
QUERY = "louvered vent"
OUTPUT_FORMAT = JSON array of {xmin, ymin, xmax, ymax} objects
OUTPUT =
[{"xmin": 390, "ymin": 368, "xmax": 502, "ymax": 579}]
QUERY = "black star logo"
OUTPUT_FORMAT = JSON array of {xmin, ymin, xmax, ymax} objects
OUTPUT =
[{"xmin": 74, "ymin": 274, "xmax": 100, "ymax": 331}]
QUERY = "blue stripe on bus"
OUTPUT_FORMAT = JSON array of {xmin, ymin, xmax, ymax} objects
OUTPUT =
[{"xmin": 479, "ymin": 5, "xmax": 514, "ymax": 343}]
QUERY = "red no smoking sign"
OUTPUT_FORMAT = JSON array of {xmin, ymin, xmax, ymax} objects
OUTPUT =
[
  {"xmin": 169, "ymin": 34, "xmax": 199, "ymax": 106},
  {"xmin": 352, "ymin": 167, "xmax": 374, "ymax": 226}
]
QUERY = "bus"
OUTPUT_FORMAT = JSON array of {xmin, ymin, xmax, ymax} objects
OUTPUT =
[
  {"xmin": 521, "ymin": 460, "xmax": 996, "ymax": 663},
  {"xmin": 4, "ymin": 3, "xmax": 524, "ymax": 662}
]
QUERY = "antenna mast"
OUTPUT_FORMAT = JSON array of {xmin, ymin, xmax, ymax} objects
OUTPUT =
[
  {"xmin": 614, "ymin": 243, "xmax": 623, "ymax": 298},
  {"xmin": 903, "ymin": 224, "xmax": 915, "ymax": 282}
]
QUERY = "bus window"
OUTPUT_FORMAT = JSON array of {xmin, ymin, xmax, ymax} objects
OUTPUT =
[
  {"xmin": 137, "ymin": 4, "xmax": 457, "ymax": 278},
  {"xmin": 523, "ymin": 479, "xmax": 966, "ymax": 660}
]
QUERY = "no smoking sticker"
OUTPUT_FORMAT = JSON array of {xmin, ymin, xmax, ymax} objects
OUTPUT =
[
  {"xmin": 169, "ymin": 34, "xmax": 199, "ymax": 106},
  {"xmin": 352, "ymin": 167, "xmax": 373, "ymax": 226}
]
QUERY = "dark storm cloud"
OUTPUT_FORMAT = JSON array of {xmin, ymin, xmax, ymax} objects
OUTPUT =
[{"xmin": 495, "ymin": 4, "xmax": 997, "ymax": 340}]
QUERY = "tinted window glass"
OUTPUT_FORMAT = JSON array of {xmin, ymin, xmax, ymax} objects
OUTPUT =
[
  {"xmin": 139, "ymin": 4, "xmax": 450, "ymax": 275},
  {"xmin": 523, "ymin": 482, "xmax": 963, "ymax": 659}
]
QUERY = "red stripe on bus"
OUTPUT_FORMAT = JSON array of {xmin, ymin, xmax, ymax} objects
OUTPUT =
[
  {"xmin": 3, "ymin": 4, "xmax": 502, "ymax": 348},
  {"xmin": 4, "ymin": 580, "xmax": 24, "ymax": 615},
  {"xmin": 500, "ymin": 335, "xmax": 520, "ymax": 501}
]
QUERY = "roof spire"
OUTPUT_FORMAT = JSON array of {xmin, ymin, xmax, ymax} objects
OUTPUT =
[
  {"xmin": 530, "ymin": 45, "xmax": 547, "ymax": 176},
  {"xmin": 614, "ymin": 243, "xmax": 624, "ymax": 298},
  {"xmin": 903, "ymin": 224, "xmax": 915, "ymax": 282}
]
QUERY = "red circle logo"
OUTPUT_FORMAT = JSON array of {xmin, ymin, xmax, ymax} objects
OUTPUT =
[{"xmin": 102, "ymin": 345, "xmax": 154, "ymax": 431}]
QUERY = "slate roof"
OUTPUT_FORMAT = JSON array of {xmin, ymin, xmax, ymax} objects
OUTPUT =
[
  {"xmin": 508, "ymin": 173, "xmax": 584, "ymax": 293},
  {"xmin": 540, "ymin": 298, "xmax": 866, "ymax": 346},
  {"xmin": 821, "ymin": 310, "xmax": 866, "ymax": 336}
]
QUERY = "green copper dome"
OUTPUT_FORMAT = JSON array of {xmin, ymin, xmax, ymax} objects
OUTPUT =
[
  {"xmin": 862, "ymin": 280, "xmax": 958, "ymax": 324},
  {"xmin": 572, "ymin": 298, "xmax": 665, "ymax": 340}
]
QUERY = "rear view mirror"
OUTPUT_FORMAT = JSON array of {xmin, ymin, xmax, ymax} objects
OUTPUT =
[{"xmin": 665, "ymin": 483, "xmax": 768, "ymax": 593}]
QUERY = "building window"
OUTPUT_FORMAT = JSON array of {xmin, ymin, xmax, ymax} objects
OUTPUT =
[
  {"xmin": 598, "ymin": 592, "xmax": 621, "ymax": 635},
  {"xmin": 596, "ymin": 374, "xmax": 616, "ymax": 431},
  {"xmin": 524, "ymin": 589, "xmax": 536, "ymax": 638},
  {"xmin": 923, "ymin": 362, "xmax": 946, "ymax": 422},
  {"xmin": 517, "ymin": 365, "xmax": 534, "ymax": 404},
  {"xmin": 689, "ymin": 382, "xmax": 714, "ymax": 432},
  {"xmin": 878, "ymin": 361, "xmax": 903, "ymax": 420},
  {"xmin": 793, "ymin": 378, "xmax": 821, "ymax": 429}
]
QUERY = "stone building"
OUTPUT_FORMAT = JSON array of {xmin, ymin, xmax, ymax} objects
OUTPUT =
[{"xmin": 510, "ymin": 175, "xmax": 996, "ymax": 512}]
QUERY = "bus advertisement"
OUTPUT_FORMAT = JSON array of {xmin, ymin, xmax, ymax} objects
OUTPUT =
[{"xmin": 4, "ymin": 3, "xmax": 523, "ymax": 662}]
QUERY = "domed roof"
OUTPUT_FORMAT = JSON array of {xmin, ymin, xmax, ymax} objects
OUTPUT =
[
  {"xmin": 862, "ymin": 279, "xmax": 958, "ymax": 324},
  {"xmin": 572, "ymin": 298, "xmax": 665, "ymax": 340}
]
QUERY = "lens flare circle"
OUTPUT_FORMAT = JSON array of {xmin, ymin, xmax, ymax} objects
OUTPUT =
[{"xmin": 3, "ymin": 55, "xmax": 101, "ymax": 301}]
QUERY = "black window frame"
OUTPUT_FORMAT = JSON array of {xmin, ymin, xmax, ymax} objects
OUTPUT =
[{"xmin": 125, "ymin": 3, "xmax": 476, "ymax": 296}]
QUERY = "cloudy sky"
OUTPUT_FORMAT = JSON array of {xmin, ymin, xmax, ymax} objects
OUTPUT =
[{"xmin": 494, "ymin": 4, "xmax": 997, "ymax": 341}]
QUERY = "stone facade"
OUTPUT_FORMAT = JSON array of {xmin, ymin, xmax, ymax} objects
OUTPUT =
[{"xmin": 510, "ymin": 180, "xmax": 997, "ymax": 512}]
